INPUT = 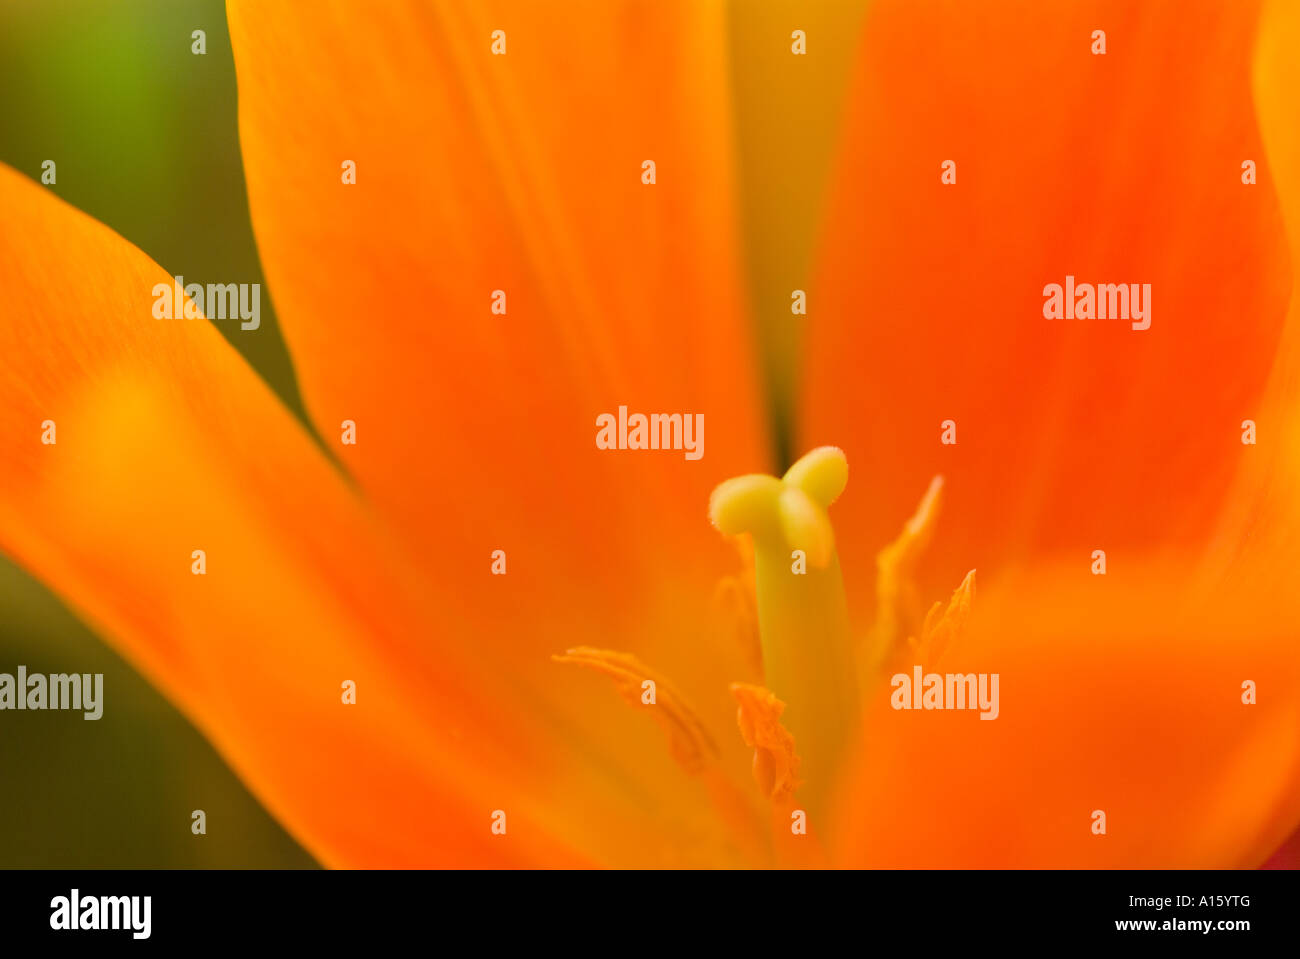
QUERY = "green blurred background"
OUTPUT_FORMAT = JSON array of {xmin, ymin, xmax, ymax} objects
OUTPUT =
[{"xmin": 0, "ymin": 0, "xmax": 865, "ymax": 866}]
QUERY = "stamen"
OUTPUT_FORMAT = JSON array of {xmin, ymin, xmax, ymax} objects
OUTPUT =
[
  {"xmin": 730, "ymin": 683, "xmax": 801, "ymax": 803},
  {"xmin": 709, "ymin": 446, "xmax": 859, "ymax": 819},
  {"xmin": 911, "ymin": 569, "xmax": 976, "ymax": 665},
  {"xmin": 555, "ymin": 648, "xmax": 775, "ymax": 862},
  {"xmin": 871, "ymin": 475, "xmax": 945, "ymax": 659},
  {"xmin": 552, "ymin": 647, "xmax": 720, "ymax": 773}
]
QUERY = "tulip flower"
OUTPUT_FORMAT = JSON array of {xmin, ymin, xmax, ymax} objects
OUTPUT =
[{"xmin": 0, "ymin": 0, "xmax": 1297, "ymax": 868}]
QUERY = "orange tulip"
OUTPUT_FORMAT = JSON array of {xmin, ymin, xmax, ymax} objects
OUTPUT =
[{"xmin": 0, "ymin": 0, "xmax": 1297, "ymax": 868}]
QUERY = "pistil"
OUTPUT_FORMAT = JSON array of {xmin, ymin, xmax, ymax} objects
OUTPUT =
[{"xmin": 710, "ymin": 446, "xmax": 860, "ymax": 821}]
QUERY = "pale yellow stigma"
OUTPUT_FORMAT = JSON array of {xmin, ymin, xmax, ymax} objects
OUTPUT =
[
  {"xmin": 710, "ymin": 445, "xmax": 848, "ymax": 568},
  {"xmin": 709, "ymin": 446, "xmax": 858, "ymax": 821}
]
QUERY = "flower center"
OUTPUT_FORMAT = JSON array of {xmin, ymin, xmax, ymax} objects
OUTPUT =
[{"xmin": 709, "ymin": 446, "xmax": 860, "ymax": 819}]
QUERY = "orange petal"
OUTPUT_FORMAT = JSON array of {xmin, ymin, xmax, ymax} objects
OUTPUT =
[
  {"xmin": 1213, "ymin": 0, "xmax": 1300, "ymax": 590},
  {"xmin": 800, "ymin": 0, "xmax": 1291, "ymax": 610},
  {"xmin": 833, "ymin": 559, "xmax": 1300, "ymax": 867},
  {"xmin": 822, "ymin": 0, "xmax": 1300, "ymax": 869},
  {"xmin": 225, "ymin": 0, "xmax": 767, "ymax": 603},
  {"xmin": 0, "ymin": 164, "xmax": 587, "ymax": 867},
  {"xmin": 226, "ymin": 2, "xmax": 771, "ymax": 846}
]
